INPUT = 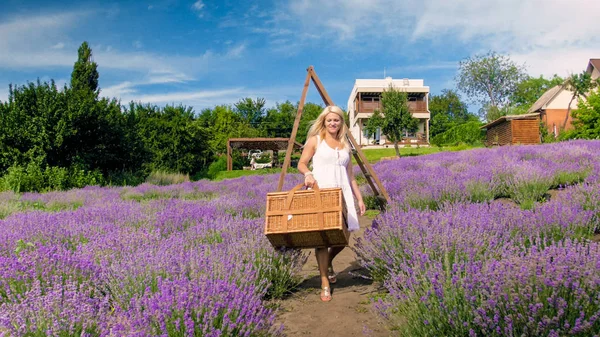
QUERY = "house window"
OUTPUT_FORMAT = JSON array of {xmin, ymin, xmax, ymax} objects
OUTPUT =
[{"xmin": 363, "ymin": 126, "xmax": 381, "ymax": 142}]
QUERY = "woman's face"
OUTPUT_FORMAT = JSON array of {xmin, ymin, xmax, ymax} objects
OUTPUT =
[{"xmin": 325, "ymin": 112, "xmax": 341, "ymax": 135}]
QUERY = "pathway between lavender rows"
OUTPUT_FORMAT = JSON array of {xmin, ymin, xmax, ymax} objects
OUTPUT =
[{"xmin": 275, "ymin": 215, "xmax": 390, "ymax": 337}]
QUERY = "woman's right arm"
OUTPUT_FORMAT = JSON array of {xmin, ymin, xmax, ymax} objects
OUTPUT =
[{"xmin": 298, "ymin": 136, "xmax": 317, "ymax": 187}]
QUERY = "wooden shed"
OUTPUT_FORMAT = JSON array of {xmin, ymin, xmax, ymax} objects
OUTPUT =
[{"xmin": 481, "ymin": 113, "xmax": 541, "ymax": 146}]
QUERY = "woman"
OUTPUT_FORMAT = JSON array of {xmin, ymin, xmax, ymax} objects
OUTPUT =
[{"xmin": 297, "ymin": 105, "xmax": 366, "ymax": 302}]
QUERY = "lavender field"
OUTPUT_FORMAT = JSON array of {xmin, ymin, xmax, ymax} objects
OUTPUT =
[
  {"xmin": 1, "ymin": 140, "xmax": 600, "ymax": 336},
  {"xmin": 356, "ymin": 140, "xmax": 600, "ymax": 336},
  {"xmin": 0, "ymin": 176, "xmax": 306, "ymax": 336}
]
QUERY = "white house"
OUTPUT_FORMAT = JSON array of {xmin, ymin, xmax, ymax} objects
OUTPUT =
[{"xmin": 346, "ymin": 77, "xmax": 430, "ymax": 147}]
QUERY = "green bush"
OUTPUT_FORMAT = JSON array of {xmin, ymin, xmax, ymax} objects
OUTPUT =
[
  {"xmin": 106, "ymin": 170, "xmax": 145, "ymax": 187},
  {"xmin": 431, "ymin": 121, "xmax": 485, "ymax": 147},
  {"xmin": 0, "ymin": 163, "xmax": 104, "ymax": 192},
  {"xmin": 146, "ymin": 171, "xmax": 190, "ymax": 186}
]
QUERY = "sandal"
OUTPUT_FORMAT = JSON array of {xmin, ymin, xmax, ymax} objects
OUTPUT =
[
  {"xmin": 320, "ymin": 286, "xmax": 332, "ymax": 302},
  {"xmin": 327, "ymin": 268, "xmax": 337, "ymax": 284}
]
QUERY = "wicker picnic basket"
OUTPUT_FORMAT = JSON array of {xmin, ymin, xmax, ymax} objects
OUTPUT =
[{"xmin": 265, "ymin": 182, "xmax": 349, "ymax": 249}]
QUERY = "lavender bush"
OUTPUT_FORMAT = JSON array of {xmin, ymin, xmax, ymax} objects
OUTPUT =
[
  {"xmin": 356, "ymin": 140, "xmax": 600, "ymax": 336},
  {"xmin": 366, "ymin": 140, "xmax": 600, "ymax": 210},
  {"xmin": 0, "ymin": 174, "xmax": 305, "ymax": 336}
]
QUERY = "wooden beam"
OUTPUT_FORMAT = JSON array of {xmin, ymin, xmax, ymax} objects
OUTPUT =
[
  {"xmin": 308, "ymin": 66, "xmax": 334, "ymax": 106},
  {"xmin": 277, "ymin": 70, "xmax": 312, "ymax": 192},
  {"xmin": 226, "ymin": 139, "xmax": 232, "ymax": 171},
  {"xmin": 347, "ymin": 132, "xmax": 390, "ymax": 208},
  {"xmin": 278, "ymin": 65, "xmax": 391, "ymax": 210},
  {"xmin": 306, "ymin": 66, "xmax": 390, "ymax": 207}
]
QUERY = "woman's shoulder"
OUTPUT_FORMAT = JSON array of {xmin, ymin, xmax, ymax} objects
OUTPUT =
[{"xmin": 306, "ymin": 135, "xmax": 319, "ymax": 145}]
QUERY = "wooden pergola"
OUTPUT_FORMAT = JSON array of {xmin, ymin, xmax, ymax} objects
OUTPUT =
[{"xmin": 226, "ymin": 138, "xmax": 303, "ymax": 171}]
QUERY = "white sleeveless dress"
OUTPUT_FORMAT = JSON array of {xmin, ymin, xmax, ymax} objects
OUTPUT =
[{"xmin": 312, "ymin": 137, "xmax": 360, "ymax": 232}]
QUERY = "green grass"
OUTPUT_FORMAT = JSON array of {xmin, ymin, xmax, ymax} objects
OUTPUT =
[
  {"xmin": 210, "ymin": 144, "xmax": 482, "ymax": 181},
  {"xmin": 212, "ymin": 167, "xmax": 299, "ymax": 181},
  {"xmin": 359, "ymin": 144, "xmax": 483, "ymax": 163}
]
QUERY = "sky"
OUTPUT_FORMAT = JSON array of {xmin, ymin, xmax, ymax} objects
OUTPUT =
[{"xmin": 1, "ymin": 0, "xmax": 599, "ymax": 113}]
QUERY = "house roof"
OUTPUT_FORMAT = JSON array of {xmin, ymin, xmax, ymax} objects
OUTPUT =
[
  {"xmin": 527, "ymin": 85, "xmax": 563, "ymax": 113},
  {"xmin": 587, "ymin": 59, "xmax": 600, "ymax": 74},
  {"xmin": 480, "ymin": 113, "xmax": 540, "ymax": 130}
]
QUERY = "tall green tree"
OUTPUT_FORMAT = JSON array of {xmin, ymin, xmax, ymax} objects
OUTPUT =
[
  {"xmin": 456, "ymin": 51, "xmax": 527, "ymax": 121},
  {"xmin": 234, "ymin": 97, "xmax": 265, "ymax": 126},
  {"xmin": 60, "ymin": 42, "xmax": 127, "ymax": 173},
  {"xmin": 70, "ymin": 41, "xmax": 99, "ymax": 93},
  {"xmin": 429, "ymin": 89, "xmax": 475, "ymax": 137},
  {"xmin": 364, "ymin": 85, "xmax": 418, "ymax": 157},
  {"xmin": 562, "ymin": 71, "xmax": 600, "ymax": 129}
]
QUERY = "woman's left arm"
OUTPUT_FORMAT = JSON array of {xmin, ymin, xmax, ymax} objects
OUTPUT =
[{"xmin": 346, "ymin": 155, "xmax": 366, "ymax": 216}]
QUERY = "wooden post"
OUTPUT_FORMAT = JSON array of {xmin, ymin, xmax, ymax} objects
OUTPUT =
[{"xmin": 226, "ymin": 140, "xmax": 232, "ymax": 171}]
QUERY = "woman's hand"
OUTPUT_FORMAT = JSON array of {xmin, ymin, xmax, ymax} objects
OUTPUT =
[
  {"xmin": 357, "ymin": 200, "xmax": 366, "ymax": 216},
  {"xmin": 304, "ymin": 173, "xmax": 316, "ymax": 188}
]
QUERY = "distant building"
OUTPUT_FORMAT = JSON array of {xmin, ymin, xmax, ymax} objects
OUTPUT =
[
  {"xmin": 346, "ymin": 77, "xmax": 430, "ymax": 147},
  {"xmin": 481, "ymin": 113, "xmax": 541, "ymax": 146},
  {"xmin": 528, "ymin": 58, "xmax": 600, "ymax": 137}
]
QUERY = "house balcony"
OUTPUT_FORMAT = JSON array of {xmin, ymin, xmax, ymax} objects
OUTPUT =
[{"xmin": 357, "ymin": 101, "xmax": 428, "ymax": 114}]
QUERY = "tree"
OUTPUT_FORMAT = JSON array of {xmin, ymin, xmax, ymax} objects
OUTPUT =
[
  {"xmin": 562, "ymin": 71, "xmax": 600, "ymax": 130},
  {"xmin": 364, "ymin": 85, "xmax": 418, "ymax": 157},
  {"xmin": 569, "ymin": 89, "xmax": 600, "ymax": 139},
  {"xmin": 70, "ymin": 42, "xmax": 99, "ymax": 94},
  {"xmin": 429, "ymin": 89, "xmax": 475, "ymax": 137},
  {"xmin": 261, "ymin": 101, "xmax": 296, "ymax": 138},
  {"xmin": 297, "ymin": 102, "xmax": 323, "ymax": 144},
  {"xmin": 510, "ymin": 75, "xmax": 564, "ymax": 110},
  {"xmin": 60, "ymin": 42, "xmax": 127, "ymax": 173},
  {"xmin": 234, "ymin": 97, "xmax": 265, "ymax": 126},
  {"xmin": 456, "ymin": 51, "xmax": 527, "ymax": 121},
  {"xmin": 198, "ymin": 105, "xmax": 252, "ymax": 155}
]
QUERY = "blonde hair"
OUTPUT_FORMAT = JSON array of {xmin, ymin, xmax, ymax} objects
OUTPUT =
[{"xmin": 306, "ymin": 105, "xmax": 350, "ymax": 150}]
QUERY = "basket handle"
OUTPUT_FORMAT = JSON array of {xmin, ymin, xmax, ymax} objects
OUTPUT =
[{"xmin": 284, "ymin": 182, "xmax": 321, "ymax": 210}]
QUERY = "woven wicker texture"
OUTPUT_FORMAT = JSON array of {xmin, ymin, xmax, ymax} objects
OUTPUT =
[{"xmin": 265, "ymin": 185, "xmax": 349, "ymax": 248}]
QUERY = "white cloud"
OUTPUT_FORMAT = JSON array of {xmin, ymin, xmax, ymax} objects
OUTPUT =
[
  {"xmin": 101, "ymin": 81, "xmax": 137, "ymax": 98},
  {"xmin": 281, "ymin": 0, "xmax": 600, "ymax": 78},
  {"xmin": 226, "ymin": 43, "xmax": 246, "ymax": 58},
  {"xmin": 51, "ymin": 42, "xmax": 65, "ymax": 49},
  {"xmin": 512, "ymin": 48, "xmax": 599, "ymax": 78},
  {"xmin": 132, "ymin": 40, "xmax": 143, "ymax": 49},
  {"xmin": 0, "ymin": 11, "xmax": 230, "ymax": 81},
  {"xmin": 192, "ymin": 0, "xmax": 205, "ymax": 17},
  {"xmin": 100, "ymin": 81, "xmax": 306, "ymax": 110},
  {"xmin": 0, "ymin": 12, "xmax": 83, "ymax": 68}
]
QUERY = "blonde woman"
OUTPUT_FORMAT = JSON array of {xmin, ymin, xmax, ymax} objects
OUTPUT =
[{"xmin": 298, "ymin": 105, "xmax": 366, "ymax": 302}]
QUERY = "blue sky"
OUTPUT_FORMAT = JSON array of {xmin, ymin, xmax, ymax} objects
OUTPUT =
[{"xmin": 1, "ymin": 0, "xmax": 599, "ymax": 113}]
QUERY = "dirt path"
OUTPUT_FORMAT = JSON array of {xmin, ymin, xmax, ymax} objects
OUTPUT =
[{"xmin": 275, "ymin": 215, "xmax": 391, "ymax": 337}]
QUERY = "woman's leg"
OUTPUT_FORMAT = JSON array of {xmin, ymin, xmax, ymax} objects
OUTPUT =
[
  {"xmin": 327, "ymin": 246, "xmax": 344, "ymax": 283},
  {"xmin": 315, "ymin": 247, "xmax": 331, "ymax": 300},
  {"xmin": 328, "ymin": 246, "xmax": 344, "ymax": 266}
]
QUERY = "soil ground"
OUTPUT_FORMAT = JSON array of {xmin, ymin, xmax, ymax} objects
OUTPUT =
[{"xmin": 274, "ymin": 215, "xmax": 392, "ymax": 337}]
